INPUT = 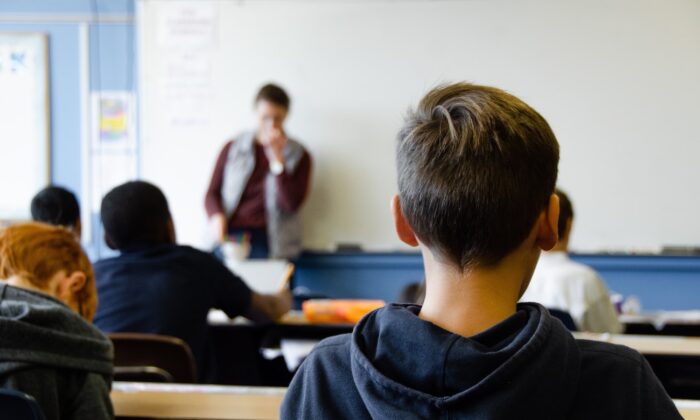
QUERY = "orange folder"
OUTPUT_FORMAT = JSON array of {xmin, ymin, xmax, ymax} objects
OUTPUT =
[{"xmin": 302, "ymin": 299, "xmax": 385, "ymax": 324}]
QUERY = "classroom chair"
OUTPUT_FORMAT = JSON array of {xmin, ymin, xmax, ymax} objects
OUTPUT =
[
  {"xmin": 109, "ymin": 333, "xmax": 198, "ymax": 383},
  {"xmin": 0, "ymin": 388, "xmax": 47, "ymax": 420}
]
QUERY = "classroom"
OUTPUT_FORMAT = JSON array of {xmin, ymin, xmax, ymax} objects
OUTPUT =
[{"xmin": 0, "ymin": 0, "xmax": 699, "ymax": 419}]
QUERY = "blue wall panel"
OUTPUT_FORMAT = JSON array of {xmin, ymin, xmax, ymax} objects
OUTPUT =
[
  {"xmin": 572, "ymin": 255, "xmax": 700, "ymax": 312},
  {"xmin": 294, "ymin": 253, "xmax": 425, "ymax": 301},
  {"xmin": 294, "ymin": 252, "xmax": 700, "ymax": 311},
  {"xmin": 90, "ymin": 23, "xmax": 136, "ymax": 91},
  {"xmin": 0, "ymin": 0, "xmax": 133, "ymax": 15}
]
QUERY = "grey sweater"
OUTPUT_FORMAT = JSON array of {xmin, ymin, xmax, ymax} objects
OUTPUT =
[
  {"xmin": 221, "ymin": 131, "xmax": 306, "ymax": 259},
  {"xmin": 0, "ymin": 283, "xmax": 114, "ymax": 420}
]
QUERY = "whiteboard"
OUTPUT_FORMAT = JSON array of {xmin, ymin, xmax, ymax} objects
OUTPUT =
[
  {"xmin": 0, "ymin": 33, "xmax": 50, "ymax": 220},
  {"xmin": 138, "ymin": 0, "xmax": 700, "ymax": 253}
]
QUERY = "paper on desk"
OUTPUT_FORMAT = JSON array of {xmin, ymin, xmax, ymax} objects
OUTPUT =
[
  {"xmin": 207, "ymin": 309, "xmax": 229, "ymax": 324},
  {"xmin": 280, "ymin": 339, "xmax": 319, "ymax": 371},
  {"xmin": 620, "ymin": 310, "xmax": 700, "ymax": 330},
  {"xmin": 225, "ymin": 259, "xmax": 290, "ymax": 294}
]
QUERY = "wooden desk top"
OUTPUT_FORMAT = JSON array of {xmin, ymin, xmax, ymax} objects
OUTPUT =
[
  {"xmin": 676, "ymin": 400, "xmax": 700, "ymax": 419},
  {"xmin": 111, "ymin": 382, "xmax": 286, "ymax": 419},
  {"xmin": 112, "ymin": 382, "xmax": 698, "ymax": 419},
  {"xmin": 573, "ymin": 333, "xmax": 700, "ymax": 356}
]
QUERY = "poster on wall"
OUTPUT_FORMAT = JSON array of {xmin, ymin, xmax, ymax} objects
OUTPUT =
[
  {"xmin": 89, "ymin": 91, "xmax": 138, "ymax": 212},
  {"xmin": 0, "ymin": 33, "xmax": 50, "ymax": 221},
  {"xmin": 91, "ymin": 91, "xmax": 136, "ymax": 152}
]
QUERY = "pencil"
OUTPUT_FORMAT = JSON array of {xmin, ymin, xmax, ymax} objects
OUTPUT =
[{"xmin": 280, "ymin": 263, "xmax": 295, "ymax": 290}]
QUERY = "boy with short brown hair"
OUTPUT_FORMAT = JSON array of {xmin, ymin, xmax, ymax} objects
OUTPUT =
[{"xmin": 281, "ymin": 83, "xmax": 680, "ymax": 419}]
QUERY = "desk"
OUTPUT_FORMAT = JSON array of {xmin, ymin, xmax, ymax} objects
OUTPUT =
[
  {"xmin": 209, "ymin": 310, "xmax": 353, "ymax": 346},
  {"xmin": 208, "ymin": 309, "xmax": 353, "ymax": 337},
  {"xmin": 207, "ymin": 310, "xmax": 351, "ymax": 385},
  {"xmin": 208, "ymin": 310, "xmax": 700, "ymax": 398},
  {"xmin": 112, "ymin": 382, "xmax": 697, "ymax": 419},
  {"xmin": 210, "ymin": 310, "xmax": 700, "ymax": 350},
  {"xmin": 112, "ymin": 382, "xmax": 286, "ymax": 419},
  {"xmin": 574, "ymin": 333, "xmax": 700, "ymax": 356},
  {"xmin": 621, "ymin": 312, "xmax": 700, "ymax": 326},
  {"xmin": 678, "ymin": 400, "xmax": 700, "ymax": 419},
  {"xmin": 621, "ymin": 312, "xmax": 700, "ymax": 336},
  {"xmin": 575, "ymin": 333, "xmax": 700, "ymax": 399}
]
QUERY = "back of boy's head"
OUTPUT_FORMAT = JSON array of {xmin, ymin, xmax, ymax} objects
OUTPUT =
[
  {"xmin": 31, "ymin": 186, "xmax": 80, "ymax": 228},
  {"xmin": 397, "ymin": 82, "xmax": 560, "ymax": 268},
  {"xmin": 0, "ymin": 222, "xmax": 97, "ymax": 321},
  {"xmin": 555, "ymin": 188, "xmax": 574, "ymax": 237},
  {"xmin": 101, "ymin": 181, "xmax": 172, "ymax": 250}
]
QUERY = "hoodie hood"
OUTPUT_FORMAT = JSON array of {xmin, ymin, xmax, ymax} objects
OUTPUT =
[
  {"xmin": 0, "ymin": 283, "xmax": 113, "ymax": 377},
  {"xmin": 350, "ymin": 303, "xmax": 580, "ymax": 419}
]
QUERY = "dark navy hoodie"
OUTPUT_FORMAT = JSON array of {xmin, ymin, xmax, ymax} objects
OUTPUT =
[{"xmin": 281, "ymin": 303, "xmax": 681, "ymax": 419}]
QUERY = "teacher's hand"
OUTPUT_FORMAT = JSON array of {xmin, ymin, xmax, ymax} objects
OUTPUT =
[{"xmin": 263, "ymin": 128, "xmax": 288, "ymax": 167}]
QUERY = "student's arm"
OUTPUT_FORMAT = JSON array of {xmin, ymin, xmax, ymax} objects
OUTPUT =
[
  {"xmin": 247, "ymin": 289, "xmax": 293, "ymax": 322},
  {"xmin": 210, "ymin": 256, "xmax": 291, "ymax": 322},
  {"xmin": 275, "ymin": 151, "xmax": 312, "ymax": 213},
  {"xmin": 583, "ymin": 297, "xmax": 623, "ymax": 334},
  {"xmin": 248, "ymin": 264, "xmax": 294, "ymax": 321},
  {"xmin": 582, "ymin": 273, "xmax": 623, "ymax": 333}
]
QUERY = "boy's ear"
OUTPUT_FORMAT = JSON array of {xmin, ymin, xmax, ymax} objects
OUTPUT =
[
  {"xmin": 391, "ymin": 195, "xmax": 419, "ymax": 247},
  {"xmin": 67, "ymin": 271, "xmax": 87, "ymax": 293},
  {"xmin": 536, "ymin": 193, "xmax": 560, "ymax": 251}
]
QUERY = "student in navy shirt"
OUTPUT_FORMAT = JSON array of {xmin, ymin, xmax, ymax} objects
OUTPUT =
[
  {"xmin": 281, "ymin": 83, "xmax": 681, "ymax": 419},
  {"xmin": 93, "ymin": 181, "xmax": 291, "ymax": 380}
]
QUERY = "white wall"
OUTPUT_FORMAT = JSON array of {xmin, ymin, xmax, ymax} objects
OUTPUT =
[{"xmin": 139, "ymin": 0, "xmax": 700, "ymax": 252}]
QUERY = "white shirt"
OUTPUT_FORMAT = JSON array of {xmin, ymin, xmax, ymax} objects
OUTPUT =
[{"xmin": 521, "ymin": 251, "xmax": 623, "ymax": 333}]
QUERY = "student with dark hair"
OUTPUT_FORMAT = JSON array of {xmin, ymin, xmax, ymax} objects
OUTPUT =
[
  {"xmin": 205, "ymin": 83, "xmax": 312, "ymax": 259},
  {"xmin": 0, "ymin": 223, "xmax": 113, "ymax": 420},
  {"xmin": 30, "ymin": 186, "xmax": 81, "ymax": 238},
  {"xmin": 521, "ymin": 188, "xmax": 622, "ymax": 333},
  {"xmin": 94, "ymin": 181, "xmax": 291, "ymax": 380},
  {"xmin": 281, "ymin": 83, "xmax": 680, "ymax": 419},
  {"xmin": 396, "ymin": 281, "xmax": 425, "ymax": 305}
]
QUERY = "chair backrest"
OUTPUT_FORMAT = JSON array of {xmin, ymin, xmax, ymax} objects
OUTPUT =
[
  {"xmin": 0, "ymin": 388, "xmax": 47, "ymax": 420},
  {"xmin": 548, "ymin": 308, "xmax": 578, "ymax": 331},
  {"xmin": 109, "ymin": 333, "xmax": 198, "ymax": 383}
]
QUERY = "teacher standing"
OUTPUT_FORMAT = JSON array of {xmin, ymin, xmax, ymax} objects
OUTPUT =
[{"xmin": 205, "ymin": 84, "xmax": 312, "ymax": 259}]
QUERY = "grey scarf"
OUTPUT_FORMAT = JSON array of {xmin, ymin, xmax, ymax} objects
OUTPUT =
[{"xmin": 221, "ymin": 131, "xmax": 305, "ymax": 259}]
